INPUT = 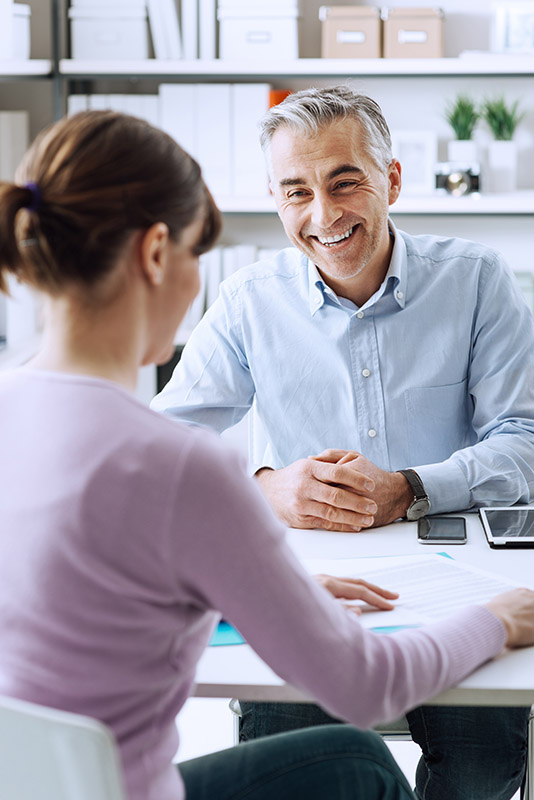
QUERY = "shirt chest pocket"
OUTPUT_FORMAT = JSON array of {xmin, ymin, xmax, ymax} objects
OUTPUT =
[{"xmin": 404, "ymin": 378, "xmax": 473, "ymax": 466}]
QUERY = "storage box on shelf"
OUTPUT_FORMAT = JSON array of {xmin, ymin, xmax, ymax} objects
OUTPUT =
[
  {"xmin": 382, "ymin": 7, "xmax": 444, "ymax": 59},
  {"xmin": 218, "ymin": 0, "xmax": 302, "ymax": 60},
  {"xmin": 68, "ymin": 1, "xmax": 149, "ymax": 60},
  {"xmin": 319, "ymin": 6, "xmax": 381, "ymax": 59}
]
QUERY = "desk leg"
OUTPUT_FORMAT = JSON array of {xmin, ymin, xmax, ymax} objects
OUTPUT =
[{"xmin": 523, "ymin": 708, "xmax": 534, "ymax": 800}]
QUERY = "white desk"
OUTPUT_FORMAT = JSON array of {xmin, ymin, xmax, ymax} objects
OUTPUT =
[{"xmin": 194, "ymin": 513, "xmax": 534, "ymax": 707}]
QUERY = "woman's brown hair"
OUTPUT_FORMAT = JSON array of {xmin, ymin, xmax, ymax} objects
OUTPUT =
[{"xmin": 0, "ymin": 110, "xmax": 221, "ymax": 294}]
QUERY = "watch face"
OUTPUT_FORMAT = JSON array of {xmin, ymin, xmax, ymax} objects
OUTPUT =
[{"xmin": 407, "ymin": 498, "xmax": 431, "ymax": 521}]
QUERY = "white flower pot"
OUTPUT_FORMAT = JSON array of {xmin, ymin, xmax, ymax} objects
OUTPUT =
[
  {"xmin": 487, "ymin": 139, "xmax": 517, "ymax": 193},
  {"xmin": 447, "ymin": 139, "xmax": 478, "ymax": 164}
]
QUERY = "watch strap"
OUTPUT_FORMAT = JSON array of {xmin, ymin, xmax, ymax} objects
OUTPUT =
[
  {"xmin": 397, "ymin": 468, "xmax": 431, "ymax": 520},
  {"xmin": 397, "ymin": 468, "xmax": 426, "ymax": 499}
]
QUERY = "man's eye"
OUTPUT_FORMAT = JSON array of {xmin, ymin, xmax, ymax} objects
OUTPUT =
[
  {"xmin": 336, "ymin": 181, "xmax": 357, "ymax": 190},
  {"xmin": 287, "ymin": 190, "xmax": 307, "ymax": 199}
]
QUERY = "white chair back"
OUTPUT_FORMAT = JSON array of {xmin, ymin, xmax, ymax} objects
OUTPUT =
[{"xmin": 0, "ymin": 694, "xmax": 127, "ymax": 800}]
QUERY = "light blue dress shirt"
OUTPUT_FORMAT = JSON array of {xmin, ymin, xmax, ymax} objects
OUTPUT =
[{"xmin": 151, "ymin": 223, "xmax": 534, "ymax": 514}]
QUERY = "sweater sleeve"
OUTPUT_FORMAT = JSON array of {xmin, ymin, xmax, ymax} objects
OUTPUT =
[{"xmin": 171, "ymin": 432, "xmax": 506, "ymax": 729}]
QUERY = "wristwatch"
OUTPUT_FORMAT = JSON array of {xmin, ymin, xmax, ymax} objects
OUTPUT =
[{"xmin": 397, "ymin": 468, "xmax": 431, "ymax": 520}]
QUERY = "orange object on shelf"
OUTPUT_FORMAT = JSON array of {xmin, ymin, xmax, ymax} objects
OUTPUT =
[{"xmin": 269, "ymin": 89, "xmax": 292, "ymax": 108}]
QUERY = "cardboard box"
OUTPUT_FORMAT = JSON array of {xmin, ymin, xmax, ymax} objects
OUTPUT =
[
  {"xmin": 383, "ymin": 7, "xmax": 443, "ymax": 59},
  {"xmin": 68, "ymin": 4, "xmax": 149, "ymax": 60},
  {"xmin": 218, "ymin": 1, "xmax": 301, "ymax": 60},
  {"xmin": 319, "ymin": 6, "xmax": 381, "ymax": 59}
]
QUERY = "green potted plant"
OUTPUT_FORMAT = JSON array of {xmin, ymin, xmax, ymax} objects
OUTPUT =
[
  {"xmin": 482, "ymin": 96, "xmax": 525, "ymax": 141},
  {"xmin": 482, "ymin": 96, "xmax": 525, "ymax": 192},
  {"xmin": 445, "ymin": 94, "xmax": 480, "ymax": 162}
]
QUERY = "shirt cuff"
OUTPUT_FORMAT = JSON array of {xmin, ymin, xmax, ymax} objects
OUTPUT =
[
  {"xmin": 414, "ymin": 459, "xmax": 471, "ymax": 514},
  {"xmin": 249, "ymin": 463, "xmax": 274, "ymax": 478}
]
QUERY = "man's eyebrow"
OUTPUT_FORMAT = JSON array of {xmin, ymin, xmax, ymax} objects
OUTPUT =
[
  {"xmin": 278, "ymin": 165, "xmax": 364, "ymax": 188},
  {"xmin": 279, "ymin": 177, "xmax": 306, "ymax": 187},
  {"xmin": 328, "ymin": 164, "xmax": 365, "ymax": 180}
]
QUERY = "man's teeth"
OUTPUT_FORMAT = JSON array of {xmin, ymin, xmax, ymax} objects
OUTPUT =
[{"xmin": 317, "ymin": 227, "xmax": 354, "ymax": 246}]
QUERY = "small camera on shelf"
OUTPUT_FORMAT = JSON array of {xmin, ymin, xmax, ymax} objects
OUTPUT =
[{"xmin": 435, "ymin": 162, "xmax": 481, "ymax": 196}]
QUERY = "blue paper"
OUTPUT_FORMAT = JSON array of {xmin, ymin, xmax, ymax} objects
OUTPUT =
[
  {"xmin": 209, "ymin": 620, "xmax": 246, "ymax": 646},
  {"xmin": 371, "ymin": 624, "xmax": 422, "ymax": 634}
]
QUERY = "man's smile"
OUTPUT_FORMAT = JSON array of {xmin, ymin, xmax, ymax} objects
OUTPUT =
[{"xmin": 311, "ymin": 225, "xmax": 358, "ymax": 248}]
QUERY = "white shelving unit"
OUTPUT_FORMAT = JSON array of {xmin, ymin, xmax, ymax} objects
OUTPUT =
[
  {"xmin": 2, "ymin": 6, "xmax": 534, "ymax": 372},
  {"xmin": 59, "ymin": 54, "xmax": 534, "ymax": 78},
  {"xmin": 0, "ymin": 60, "xmax": 52, "ymax": 77},
  {"xmin": 57, "ymin": 55, "xmax": 534, "ymax": 220},
  {"xmin": 217, "ymin": 190, "xmax": 534, "ymax": 215}
]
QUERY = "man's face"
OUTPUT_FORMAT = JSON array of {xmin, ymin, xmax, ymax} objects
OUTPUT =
[{"xmin": 269, "ymin": 118, "xmax": 401, "ymax": 288}]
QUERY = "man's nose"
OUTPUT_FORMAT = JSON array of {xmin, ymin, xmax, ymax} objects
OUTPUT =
[{"xmin": 310, "ymin": 194, "xmax": 343, "ymax": 230}]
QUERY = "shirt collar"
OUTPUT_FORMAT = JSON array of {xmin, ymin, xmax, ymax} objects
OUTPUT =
[
  {"xmin": 307, "ymin": 219, "xmax": 407, "ymax": 315},
  {"xmin": 386, "ymin": 219, "xmax": 407, "ymax": 309}
]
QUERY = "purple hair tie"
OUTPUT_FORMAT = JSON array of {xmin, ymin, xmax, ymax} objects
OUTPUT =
[{"xmin": 23, "ymin": 181, "xmax": 42, "ymax": 212}]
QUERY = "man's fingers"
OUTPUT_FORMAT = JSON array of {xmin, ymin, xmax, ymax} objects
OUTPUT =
[
  {"xmin": 305, "ymin": 498, "xmax": 375, "ymax": 530},
  {"xmin": 304, "ymin": 516, "xmax": 364, "ymax": 533},
  {"xmin": 307, "ymin": 479, "xmax": 377, "ymax": 517},
  {"xmin": 310, "ymin": 449, "xmax": 360, "ymax": 464},
  {"xmin": 311, "ymin": 459, "xmax": 376, "ymax": 496}
]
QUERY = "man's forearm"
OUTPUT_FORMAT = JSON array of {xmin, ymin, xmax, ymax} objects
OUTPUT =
[{"xmin": 416, "ymin": 434, "xmax": 534, "ymax": 515}]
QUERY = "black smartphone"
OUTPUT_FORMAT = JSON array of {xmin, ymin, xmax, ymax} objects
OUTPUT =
[{"xmin": 417, "ymin": 515, "xmax": 467, "ymax": 545}]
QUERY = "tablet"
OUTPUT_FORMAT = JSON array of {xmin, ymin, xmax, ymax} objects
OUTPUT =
[{"xmin": 479, "ymin": 506, "xmax": 534, "ymax": 548}]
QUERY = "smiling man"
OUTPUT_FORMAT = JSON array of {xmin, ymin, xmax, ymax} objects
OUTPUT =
[{"xmin": 152, "ymin": 86, "xmax": 534, "ymax": 799}]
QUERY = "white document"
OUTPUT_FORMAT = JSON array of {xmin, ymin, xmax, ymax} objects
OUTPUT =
[
  {"xmin": 67, "ymin": 95, "xmax": 89, "ymax": 115},
  {"xmin": 0, "ymin": 0, "xmax": 13, "ymax": 60},
  {"xmin": 162, "ymin": 0, "xmax": 182, "ymax": 59},
  {"xmin": 0, "ymin": 111, "xmax": 28, "ymax": 181},
  {"xmin": 138, "ymin": 95, "xmax": 160, "ymax": 127},
  {"xmin": 182, "ymin": 0, "xmax": 198, "ymax": 60},
  {"xmin": 88, "ymin": 94, "xmax": 110, "ymax": 110},
  {"xmin": 196, "ymin": 83, "xmax": 232, "ymax": 198},
  {"xmin": 147, "ymin": 0, "xmax": 169, "ymax": 58},
  {"xmin": 147, "ymin": 0, "xmax": 182, "ymax": 59},
  {"xmin": 232, "ymin": 83, "xmax": 271, "ymax": 198},
  {"xmin": 303, "ymin": 554, "xmax": 527, "ymax": 631},
  {"xmin": 221, "ymin": 246, "xmax": 237, "ymax": 281},
  {"xmin": 159, "ymin": 84, "xmax": 197, "ymax": 155},
  {"xmin": 234, "ymin": 244, "xmax": 258, "ymax": 271},
  {"xmin": 199, "ymin": 0, "xmax": 216, "ymax": 59}
]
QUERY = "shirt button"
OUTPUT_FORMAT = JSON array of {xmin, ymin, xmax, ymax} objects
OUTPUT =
[
  {"xmin": 368, "ymin": 428, "xmax": 377, "ymax": 438},
  {"xmin": 362, "ymin": 368, "xmax": 371, "ymax": 378},
  {"xmin": 356, "ymin": 311, "xmax": 365, "ymax": 319},
  {"xmin": 396, "ymin": 290, "xmax": 404, "ymax": 300}
]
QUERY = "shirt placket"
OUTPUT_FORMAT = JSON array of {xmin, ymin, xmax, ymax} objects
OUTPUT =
[{"xmin": 349, "ymin": 306, "xmax": 389, "ymax": 468}]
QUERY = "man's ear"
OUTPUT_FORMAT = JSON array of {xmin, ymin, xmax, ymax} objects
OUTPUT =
[
  {"xmin": 140, "ymin": 223, "xmax": 170, "ymax": 286},
  {"xmin": 387, "ymin": 160, "xmax": 402, "ymax": 206}
]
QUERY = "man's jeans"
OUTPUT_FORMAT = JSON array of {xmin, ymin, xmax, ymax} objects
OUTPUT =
[{"xmin": 239, "ymin": 702, "xmax": 530, "ymax": 800}]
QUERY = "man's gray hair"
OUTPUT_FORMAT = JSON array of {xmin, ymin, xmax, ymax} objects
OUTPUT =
[{"xmin": 259, "ymin": 85, "xmax": 393, "ymax": 174}]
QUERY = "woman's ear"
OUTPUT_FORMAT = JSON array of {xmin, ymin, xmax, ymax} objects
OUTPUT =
[{"xmin": 140, "ymin": 223, "xmax": 170, "ymax": 286}]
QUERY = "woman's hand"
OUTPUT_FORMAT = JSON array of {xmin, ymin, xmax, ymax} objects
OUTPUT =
[{"xmin": 314, "ymin": 574, "xmax": 398, "ymax": 614}]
